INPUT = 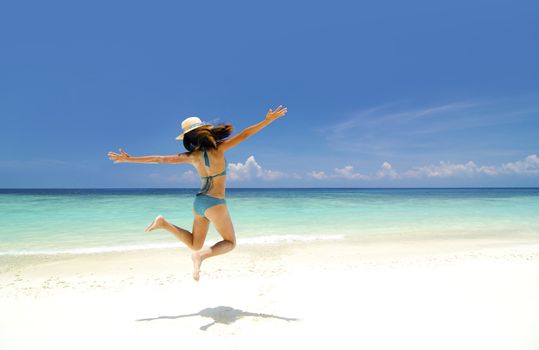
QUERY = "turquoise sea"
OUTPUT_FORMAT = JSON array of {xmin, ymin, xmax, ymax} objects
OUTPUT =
[{"xmin": 1, "ymin": 188, "xmax": 538, "ymax": 256}]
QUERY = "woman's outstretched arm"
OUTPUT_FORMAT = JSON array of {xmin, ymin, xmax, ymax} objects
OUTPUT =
[
  {"xmin": 108, "ymin": 149, "xmax": 191, "ymax": 164},
  {"xmin": 219, "ymin": 105, "xmax": 287, "ymax": 152}
]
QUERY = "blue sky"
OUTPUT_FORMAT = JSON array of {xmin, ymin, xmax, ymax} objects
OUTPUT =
[{"xmin": 1, "ymin": 0, "xmax": 538, "ymax": 188}]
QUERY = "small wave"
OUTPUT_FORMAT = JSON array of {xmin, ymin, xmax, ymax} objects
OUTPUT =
[
  {"xmin": 0, "ymin": 234, "xmax": 345, "ymax": 256},
  {"xmin": 0, "ymin": 242, "xmax": 184, "ymax": 256},
  {"xmin": 239, "ymin": 234, "xmax": 345, "ymax": 244}
]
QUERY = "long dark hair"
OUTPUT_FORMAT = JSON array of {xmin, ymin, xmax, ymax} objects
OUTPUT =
[{"xmin": 183, "ymin": 124, "xmax": 234, "ymax": 152}]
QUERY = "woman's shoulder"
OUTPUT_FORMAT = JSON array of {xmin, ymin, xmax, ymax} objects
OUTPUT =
[
  {"xmin": 215, "ymin": 144, "xmax": 228, "ymax": 154},
  {"xmin": 178, "ymin": 151, "xmax": 207, "ymax": 165}
]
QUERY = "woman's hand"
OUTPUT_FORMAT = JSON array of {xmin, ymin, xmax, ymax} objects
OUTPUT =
[
  {"xmin": 108, "ymin": 148, "xmax": 131, "ymax": 163},
  {"xmin": 265, "ymin": 105, "xmax": 288, "ymax": 122}
]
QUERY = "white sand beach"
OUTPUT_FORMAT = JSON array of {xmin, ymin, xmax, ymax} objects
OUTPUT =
[{"xmin": 1, "ymin": 236, "xmax": 539, "ymax": 350}]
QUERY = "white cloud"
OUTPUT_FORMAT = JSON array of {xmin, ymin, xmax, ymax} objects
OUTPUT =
[
  {"xmin": 376, "ymin": 161, "xmax": 400, "ymax": 179},
  {"xmin": 334, "ymin": 166, "xmax": 369, "ymax": 180},
  {"xmin": 403, "ymin": 161, "xmax": 483, "ymax": 178},
  {"xmin": 228, "ymin": 155, "xmax": 288, "ymax": 181},
  {"xmin": 308, "ymin": 154, "xmax": 539, "ymax": 181},
  {"xmin": 308, "ymin": 170, "xmax": 328, "ymax": 180},
  {"xmin": 307, "ymin": 162, "xmax": 401, "ymax": 180},
  {"xmin": 308, "ymin": 165, "xmax": 369, "ymax": 180},
  {"xmin": 500, "ymin": 154, "xmax": 539, "ymax": 174},
  {"xmin": 404, "ymin": 154, "xmax": 539, "ymax": 178}
]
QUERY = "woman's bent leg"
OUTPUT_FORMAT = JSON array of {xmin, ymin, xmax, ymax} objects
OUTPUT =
[
  {"xmin": 145, "ymin": 213, "xmax": 209, "ymax": 251},
  {"xmin": 201, "ymin": 203, "xmax": 236, "ymax": 257},
  {"xmin": 191, "ymin": 203, "xmax": 236, "ymax": 281}
]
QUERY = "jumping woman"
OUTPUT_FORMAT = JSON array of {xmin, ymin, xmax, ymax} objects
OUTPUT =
[{"xmin": 107, "ymin": 105, "xmax": 287, "ymax": 281}]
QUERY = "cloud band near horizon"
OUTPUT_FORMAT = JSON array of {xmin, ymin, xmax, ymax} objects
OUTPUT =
[{"xmin": 147, "ymin": 154, "xmax": 539, "ymax": 185}]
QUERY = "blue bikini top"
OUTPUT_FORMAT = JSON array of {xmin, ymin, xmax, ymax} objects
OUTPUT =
[{"xmin": 198, "ymin": 149, "xmax": 228, "ymax": 194}]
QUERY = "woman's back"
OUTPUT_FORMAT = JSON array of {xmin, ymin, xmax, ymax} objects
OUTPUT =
[{"xmin": 191, "ymin": 147, "xmax": 228, "ymax": 198}]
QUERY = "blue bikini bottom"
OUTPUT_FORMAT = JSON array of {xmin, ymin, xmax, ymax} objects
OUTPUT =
[{"xmin": 193, "ymin": 193, "xmax": 226, "ymax": 217}]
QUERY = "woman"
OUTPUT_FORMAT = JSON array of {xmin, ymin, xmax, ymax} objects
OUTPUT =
[{"xmin": 107, "ymin": 105, "xmax": 287, "ymax": 281}]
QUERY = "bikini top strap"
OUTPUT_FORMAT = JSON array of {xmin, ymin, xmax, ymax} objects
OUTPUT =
[{"xmin": 203, "ymin": 149, "xmax": 210, "ymax": 168}]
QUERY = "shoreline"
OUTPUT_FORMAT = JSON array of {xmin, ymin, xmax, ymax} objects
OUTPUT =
[{"xmin": 1, "ymin": 229, "xmax": 537, "ymax": 258}]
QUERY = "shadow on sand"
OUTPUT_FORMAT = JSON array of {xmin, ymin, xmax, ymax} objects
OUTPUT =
[{"xmin": 136, "ymin": 305, "xmax": 300, "ymax": 331}]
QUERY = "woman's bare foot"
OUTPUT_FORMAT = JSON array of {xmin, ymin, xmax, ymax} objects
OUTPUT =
[
  {"xmin": 144, "ymin": 215, "xmax": 166, "ymax": 233},
  {"xmin": 191, "ymin": 250, "xmax": 208, "ymax": 281}
]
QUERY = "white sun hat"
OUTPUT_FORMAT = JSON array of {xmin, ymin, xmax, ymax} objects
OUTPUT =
[{"xmin": 175, "ymin": 116, "xmax": 211, "ymax": 140}]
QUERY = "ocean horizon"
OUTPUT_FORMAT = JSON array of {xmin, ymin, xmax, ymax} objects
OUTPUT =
[
  {"xmin": 1, "ymin": 187, "xmax": 538, "ymax": 256},
  {"xmin": 2, "ymin": 186, "xmax": 539, "ymax": 189}
]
